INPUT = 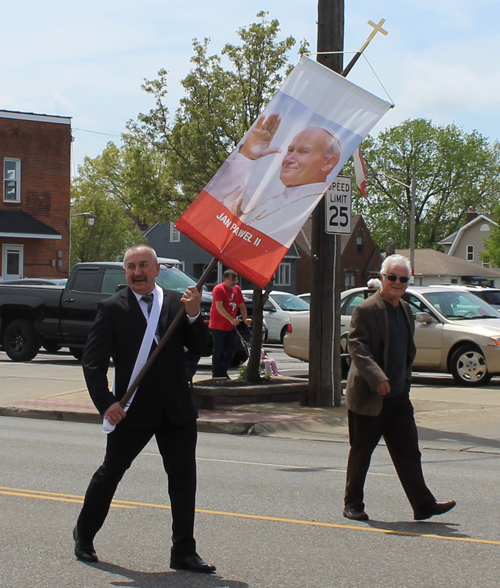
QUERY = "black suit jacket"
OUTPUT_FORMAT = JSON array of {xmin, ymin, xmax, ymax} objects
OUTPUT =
[
  {"xmin": 345, "ymin": 292, "xmax": 416, "ymax": 417},
  {"xmin": 82, "ymin": 286, "xmax": 208, "ymax": 429}
]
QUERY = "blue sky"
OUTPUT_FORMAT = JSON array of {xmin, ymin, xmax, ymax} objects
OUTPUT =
[{"xmin": 2, "ymin": 1, "xmax": 499, "ymax": 174}]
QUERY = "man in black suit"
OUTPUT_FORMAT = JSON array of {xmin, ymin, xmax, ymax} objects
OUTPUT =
[
  {"xmin": 73, "ymin": 244, "xmax": 215, "ymax": 574},
  {"xmin": 343, "ymin": 254, "xmax": 456, "ymax": 522}
]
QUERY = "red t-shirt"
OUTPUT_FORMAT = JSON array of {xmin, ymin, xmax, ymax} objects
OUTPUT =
[{"xmin": 209, "ymin": 283, "xmax": 245, "ymax": 331}]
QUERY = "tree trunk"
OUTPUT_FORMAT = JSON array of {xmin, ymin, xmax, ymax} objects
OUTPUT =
[{"xmin": 245, "ymin": 286, "xmax": 265, "ymax": 383}]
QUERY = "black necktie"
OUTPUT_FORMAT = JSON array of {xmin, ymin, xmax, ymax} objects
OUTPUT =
[{"xmin": 141, "ymin": 294, "xmax": 153, "ymax": 316}]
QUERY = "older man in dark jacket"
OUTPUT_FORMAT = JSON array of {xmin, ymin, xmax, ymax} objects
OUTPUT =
[{"xmin": 343, "ymin": 254, "xmax": 456, "ymax": 522}]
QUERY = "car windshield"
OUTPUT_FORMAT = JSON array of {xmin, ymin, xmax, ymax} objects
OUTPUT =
[
  {"xmin": 421, "ymin": 291, "xmax": 500, "ymax": 320},
  {"xmin": 271, "ymin": 293, "xmax": 310, "ymax": 311}
]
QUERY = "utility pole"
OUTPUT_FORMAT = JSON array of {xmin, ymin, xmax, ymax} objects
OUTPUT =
[{"xmin": 308, "ymin": 0, "xmax": 344, "ymax": 407}]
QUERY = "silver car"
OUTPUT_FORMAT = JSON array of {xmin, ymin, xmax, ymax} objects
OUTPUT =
[
  {"xmin": 242, "ymin": 290, "xmax": 310, "ymax": 343},
  {"xmin": 284, "ymin": 286, "xmax": 500, "ymax": 386}
]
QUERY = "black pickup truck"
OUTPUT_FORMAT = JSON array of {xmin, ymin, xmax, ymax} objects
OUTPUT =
[{"xmin": 0, "ymin": 261, "xmax": 250, "ymax": 364}]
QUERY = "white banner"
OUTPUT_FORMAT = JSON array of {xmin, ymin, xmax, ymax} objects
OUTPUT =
[{"xmin": 177, "ymin": 56, "xmax": 392, "ymax": 288}]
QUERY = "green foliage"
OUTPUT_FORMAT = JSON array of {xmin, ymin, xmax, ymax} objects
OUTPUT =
[
  {"xmin": 132, "ymin": 11, "xmax": 298, "ymax": 211},
  {"xmin": 349, "ymin": 119, "xmax": 500, "ymax": 251},
  {"xmin": 70, "ymin": 181, "xmax": 143, "ymax": 268}
]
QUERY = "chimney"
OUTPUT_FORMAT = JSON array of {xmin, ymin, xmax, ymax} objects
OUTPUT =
[
  {"xmin": 466, "ymin": 208, "xmax": 477, "ymax": 223},
  {"xmin": 385, "ymin": 238, "xmax": 395, "ymax": 257}
]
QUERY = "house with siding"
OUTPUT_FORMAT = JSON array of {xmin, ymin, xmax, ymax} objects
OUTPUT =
[
  {"xmin": 438, "ymin": 209, "xmax": 498, "ymax": 268},
  {"xmin": 144, "ymin": 221, "xmax": 300, "ymax": 292},
  {"xmin": 0, "ymin": 110, "xmax": 72, "ymax": 280}
]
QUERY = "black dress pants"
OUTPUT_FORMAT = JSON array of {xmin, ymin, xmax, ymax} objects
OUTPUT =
[
  {"xmin": 76, "ymin": 414, "xmax": 198, "ymax": 556},
  {"xmin": 345, "ymin": 393, "xmax": 435, "ymax": 512}
]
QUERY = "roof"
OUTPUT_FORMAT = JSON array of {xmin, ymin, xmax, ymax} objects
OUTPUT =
[
  {"xmin": 438, "ymin": 214, "xmax": 498, "ymax": 252},
  {"xmin": 0, "ymin": 109, "xmax": 71, "ymax": 125},
  {"xmin": 395, "ymin": 248, "xmax": 500, "ymax": 278},
  {"xmin": 0, "ymin": 210, "xmax": 62, "ymax": 239}
]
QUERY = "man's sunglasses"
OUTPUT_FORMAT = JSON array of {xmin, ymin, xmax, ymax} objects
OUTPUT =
[{"xmin": 383, "ymin": 273, "xmax": 410, "ymax": 283}]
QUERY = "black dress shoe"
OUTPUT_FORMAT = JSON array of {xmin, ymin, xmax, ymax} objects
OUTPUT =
[
  {"xmin": 170, "ymin": 552, "xmax": 216, "ymax": 574},
  {"xmin": 414, "ymin": 500, "xmax": 456, "ymax": 521},
  {"xmin": 343, "ymin": 507, "xmax": 369, "ymax": 521},
  {"xmin": 73, "ymin": 526, "xmax": 98, "ymax": 562}
]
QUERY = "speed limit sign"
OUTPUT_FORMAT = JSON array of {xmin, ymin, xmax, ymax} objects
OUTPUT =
[{"xmin": 325, "ymin": 176, "xmax": 352, "ymax": 235}]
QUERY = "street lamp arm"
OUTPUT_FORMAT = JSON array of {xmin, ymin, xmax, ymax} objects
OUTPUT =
[{"xmin": 367, "ymin": 170, "xmax": 410, "ymax": 189}]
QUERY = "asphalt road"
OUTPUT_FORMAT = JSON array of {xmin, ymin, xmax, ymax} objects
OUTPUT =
[{"xmin": 1, "ymin": 415, "xmax": 499, "ymax": 588}]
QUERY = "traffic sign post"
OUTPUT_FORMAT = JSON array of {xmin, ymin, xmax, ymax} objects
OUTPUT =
[{"xmin": 325, "ymin": 176, "xmax": 352, "ymax": 235}]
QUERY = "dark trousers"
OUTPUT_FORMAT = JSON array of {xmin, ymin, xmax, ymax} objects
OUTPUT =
[
  {"xmin": 211, "ymin": 327, "xmax": 239, "ymax": 377},
  {"xmin": 76, "ymin": 415, "xmax": 198, "ymax": 556},
  {"xmin": 345, "ymin": 394, "xmax": 435, "ymax": 511}
]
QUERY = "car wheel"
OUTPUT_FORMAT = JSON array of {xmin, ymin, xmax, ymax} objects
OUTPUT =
[
  {"xmin": 450, "ymin": 344, "xmax": 492, "ymax": 386},
  {"xmin": 3, "ymin": 319, "xmax": 39, "ymax": 362}
]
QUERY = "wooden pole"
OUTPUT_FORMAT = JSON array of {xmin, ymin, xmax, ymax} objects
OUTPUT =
[{"xmin": 308, "ymin": 0, "xmax": 344, "ymax": 407}]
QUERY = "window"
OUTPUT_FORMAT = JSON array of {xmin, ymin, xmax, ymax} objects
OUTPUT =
[
  {"xmin": 170, "ymin": 223, "xmax": 180, "ymax": 242},
  {"xmin": 101, "ymin": 268, "xmax": 126, "ymax": 294},
  {"xmin": 274, "ymin": 262, "xmax": 291, "ymax": 287},
  {"xmin": 341, "ymin": 292, "xmax": 366, "ymax": 316},
  {"xmin": 356, "ymin": 231, "xmax": 364, "ymax": 254},
  {"xmin": 345, "ymin": 270, "xmax": 356, "ymax": 289},
  {"xmin": 466, "ymin": 245, "xmax": 474, "ymax": 261},
  {"xmin": 4, "ymin": 158, "xmax": 21, "ymax": 202},
  {"xmin": 2, "ymin": 244, "xmax": 23, "ymax": 280},
  {"xmin": 71, "ymin": 269, "xmax": 102, "ymax": 293}
]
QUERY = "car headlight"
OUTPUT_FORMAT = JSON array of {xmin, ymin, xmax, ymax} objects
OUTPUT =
[{"xmin": 489, "ymin": 337, "xmax": 500, "ymax": 347}]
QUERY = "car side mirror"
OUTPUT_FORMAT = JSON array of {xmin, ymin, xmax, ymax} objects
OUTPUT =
[{"xmin": 415, "ymin": 312, "xmax": 438, "ymax": 323}]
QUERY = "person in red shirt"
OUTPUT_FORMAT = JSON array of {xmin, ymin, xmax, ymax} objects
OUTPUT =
[{"xmin": 209, "ymin": 270, "xmax": 251, "ymax": 378}]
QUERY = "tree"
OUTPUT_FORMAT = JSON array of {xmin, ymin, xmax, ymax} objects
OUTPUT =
[
  {"xmin": 130, "ymin": 11, "xmax": 299, "ymax": 217},
  {"xmin": 351, "ymin": 119, "xmax": 500, "ymax": 251},
  {"xmin": 70, "ymin": 186, "xmax": 143, "ymax": 268}
]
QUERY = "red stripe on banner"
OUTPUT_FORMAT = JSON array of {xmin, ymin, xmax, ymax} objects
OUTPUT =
[{"xmin": 175, "ymin": 191, "xmax": 288, "ymax": 288}]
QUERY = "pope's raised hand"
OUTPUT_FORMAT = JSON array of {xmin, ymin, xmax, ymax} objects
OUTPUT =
[{"xmin": 239, "ymin": 113, "xmax": 282, "ymax": 161}]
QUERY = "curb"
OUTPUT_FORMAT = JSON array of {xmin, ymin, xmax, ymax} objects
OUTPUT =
[{"xmin": 0, "ymin": 406, "xmax": 102, "ymax": 424}]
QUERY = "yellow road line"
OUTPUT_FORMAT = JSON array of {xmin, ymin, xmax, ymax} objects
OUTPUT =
[
  {"xmin": 0, "ymin": 487, "xmax": 135, "ymax": 509},
  {"xmin": 1, "ymin": 486, "xmax": 499, "ymax": 546}
]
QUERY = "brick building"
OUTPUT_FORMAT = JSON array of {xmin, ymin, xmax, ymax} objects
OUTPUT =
[
  {"xmin": 295, "ymin": 215, "xmax": 383, "ymax": 293},
  {"xmin": 0, "ymin": 110, "xmax": 72, "ymax": 280}
]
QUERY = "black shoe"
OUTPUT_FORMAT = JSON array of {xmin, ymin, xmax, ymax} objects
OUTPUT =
[
  {"xmin": 343, "ymin": 507, "xmax": 369, "ymax": 521},
  {"xmin": 414, "ymin": 500, "xmax": 456, "ymax": 521},
  {"xmin": 170, "ymin": 551, "xmax": 216, "ymax": 574},
  {"xmin": 73, "ymin": 526, "xmax": 98, "ymax": 562}
]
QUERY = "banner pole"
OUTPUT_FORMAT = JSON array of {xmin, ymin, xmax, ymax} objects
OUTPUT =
[{"xmin": 119, "ymin": 257, "xmax": 218, "ymax": 409}]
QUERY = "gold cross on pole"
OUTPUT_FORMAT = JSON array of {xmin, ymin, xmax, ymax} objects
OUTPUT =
[
  {"xmin": 359, "ymin": 19, "xmax": 388, "ymax": 54},
  {"xmin": 341, "ymin": 18, "xmax": 388, "ymax": 77}
]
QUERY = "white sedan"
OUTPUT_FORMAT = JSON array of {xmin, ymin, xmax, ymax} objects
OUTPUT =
[
  {"xmin": 242, "ymin": 290, "xmax": 310, "ymax": 343},
  {"xmin": 284, "ymin": 286, "xmax": 500, "ymax": 386}
]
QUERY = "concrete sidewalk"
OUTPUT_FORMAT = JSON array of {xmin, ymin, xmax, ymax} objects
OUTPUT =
[{"xmin": 1, "ymin": 354, "xmax": 500, "ymax": 454}]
